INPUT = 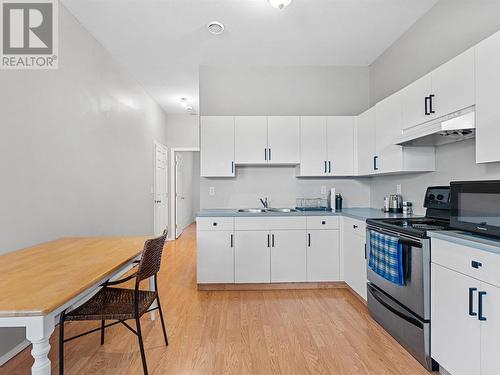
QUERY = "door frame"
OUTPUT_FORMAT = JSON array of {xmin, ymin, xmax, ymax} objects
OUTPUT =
[{"xmin": 169, "ymin": 147, "xmax": 200, "ymax": 240}]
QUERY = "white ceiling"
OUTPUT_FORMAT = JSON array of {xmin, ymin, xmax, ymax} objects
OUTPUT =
[{"xmin": 62, "ymin": 0, "xmax": 438, "ymax": 114}]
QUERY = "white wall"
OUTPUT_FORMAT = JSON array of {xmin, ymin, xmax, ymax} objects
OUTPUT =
[
  {"xmin": 0, "ymin": 5, "xmax": 167, "ymax": 359},
  {"xmin": 370, "ymin": 0, "xmax": 500, "ymax": 104},
  {"xmin": 165, "ymin": 114, "xmax": 199, "ymax": 149},
  {"xmin": 200, "ymin": 65, "xmax": 370, "ymax": 116}
]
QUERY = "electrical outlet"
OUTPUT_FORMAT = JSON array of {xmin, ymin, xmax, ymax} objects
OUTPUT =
[
  {"xmin": 320, "ymin": 185, "xmax": 327, "ymax": 195},
  {"xmin": 396, "ymin": 184, "xmax": 402, "ymax": 195},
  {"xmin": 209, "ymin": 187, "xmax": 215, "ymax": 196}
]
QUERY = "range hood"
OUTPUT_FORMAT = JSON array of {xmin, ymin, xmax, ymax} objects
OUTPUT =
[{"xmin": 395, "ymin": 106, "xmax": 475, "ymax": 147}]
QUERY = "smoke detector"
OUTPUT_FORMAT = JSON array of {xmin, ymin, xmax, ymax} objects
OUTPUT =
[
  {"xmin": 268, "ymin": 0, "xmax": 292, "ymax": 10},
  {"xmin": 207, "ymin": 21, "xmax": 224, "ymax": 35}
]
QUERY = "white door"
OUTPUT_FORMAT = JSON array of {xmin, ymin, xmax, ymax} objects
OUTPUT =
[
  {"xmin": 480, "ymin": 282, "xmax": 500, "ymax": 375},
  {"xmin": 401, "ymin": 74, "xmax": 433, "ymax": 129},
  {"xmin": 307, "ymin": 230, "xmax": 340, "ymax": 281},
  {"xmin": 431, "ymin": 263, "xmax": 481, "ymax": 375},
  {"xmin": 234, "ymin": 231, "xmax": 271, "ymax": 283},
  {"xmin": 267, "ymin": 116, "xmax": 300, "ymax": 164},
  {"xmin": 200, "ymin": 116, "xmax": 235, "ymax": 177},
  {"xmin": 299, "ymin": 116, "xmax": 328, "ymax": 176},
  {"xmin": 326, "ymin": 116, "xmax": 355, "ymax": 176},
  {"xmin": 356, "ymin": 107, "xmax": 376, "ymax": 176},
  {"xmin": 175, "ymin": 152, "xmax": 194, "ymax": 238},
  {"xmin": 476, "ymin": 30, "xmax": 500, "ymax": 163},
  {"xmin": 154, "ymin": 142, "xmax": 168, "ymax": 236},
  {"xmin": 235, "ymin": 116, "xmax": 268, "ymax": 164},
  {"xmin": 270, "ymin": 230, "xmax": 306, "ymax": 282},
  {"xmin": 197, "ymin": 231, "xmax": 234, "ymax": 283},
  {"xmin": 343, "ymin": 220, "xmax": 367, "ymax": 299},
  {"xmin": 431, "ymin": 48, "xmax": 475, "ymax": 118},
  {"xmin": 375, "ymin": 92, "xmax": 404, "ymax": 173}
]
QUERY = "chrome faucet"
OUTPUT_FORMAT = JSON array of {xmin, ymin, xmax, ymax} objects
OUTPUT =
[{"xmin": 259, "ymin": 197, "xmax": 269, "ymax": 208}]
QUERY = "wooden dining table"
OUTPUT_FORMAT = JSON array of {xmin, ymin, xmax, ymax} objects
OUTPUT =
[{"xmin": 0, "ymin": 236, "xmax": 153, "ymax": 375}]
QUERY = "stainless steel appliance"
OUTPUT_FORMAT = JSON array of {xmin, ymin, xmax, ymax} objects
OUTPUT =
[
  {"xmin": 389, "ymin": 194, "xmax": 403, "ymax": 213},
  {"xmin": 450, "ymin": 180, "xmax": 500, "ymax": 239},
  {"xmin": 366, "ymin": 186, "xmax": 451, "ymax": 371}
]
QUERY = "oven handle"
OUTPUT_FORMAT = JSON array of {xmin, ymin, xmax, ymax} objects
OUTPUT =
[
  {"xmin": 368, "ymin": 284, "xmax": 423, "ymax": 329},
  {"xmin": 367, "ymin": 227, "xmax": 423, "ymax": 248}
]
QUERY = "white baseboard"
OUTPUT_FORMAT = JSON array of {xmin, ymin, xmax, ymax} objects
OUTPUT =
[{"xmin": 0, "ymin": 339, "xmax": 30, "ymax": 367}]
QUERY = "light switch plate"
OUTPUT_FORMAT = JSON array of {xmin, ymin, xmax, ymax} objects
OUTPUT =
[{"xmin": 209, "ymin": 187, "xmax": 215, "ymax": 196}]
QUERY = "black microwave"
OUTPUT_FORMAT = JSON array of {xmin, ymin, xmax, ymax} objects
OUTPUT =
[{"xmin": 450, "ymin": 180, "xmax": 500, "ymax": 238}]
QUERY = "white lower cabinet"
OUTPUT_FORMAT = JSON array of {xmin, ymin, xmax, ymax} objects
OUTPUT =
[
  {"xmin": 196, "ymin": 230, "xmax": 234, "ymax": 283},
  {"xmin": 271, "ymin": 230, "xmax": 306, "ymax": 282},
  {"xmin": 342, "ymin": 217, "xmax": 367, "ymax": 300},
  {"xmin": 234, "ymin": 230, "xmax": 271, "ymax": 283},
  {"xmin": 431, "ymin": 238, "xmax": 500, "ymax": 375},
  {"xmin": 307, "ymin": 230, "xmax": 340, "ymax": 281}
]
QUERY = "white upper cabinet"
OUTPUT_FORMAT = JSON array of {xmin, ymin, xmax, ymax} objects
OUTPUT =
[
  {"xmin": 476, "ymin": 30, "xmax": 500, "ymax": 163},
  {"xmin": 200, "ymin": 116, "xmax": 235, "ymax": 177},
  {"xmin": 235, "ymin": 116, "xmax": 268, "ymax": 164},
  {"xmin": 267, "ymin": 116, "xmax": 300, "ymax": 164},
  {"xmin": 326, "ymin": 117, "xmax": 355, "ymax": 176},
  {"xmin": 401, "ymin": 74, "xmax": 433, "ymax": 130},
  {"xmin": 299, "ymin": 116, "xmax": 329, "ymax": 176},
  {"xmin": 356, "ymin": 107, "xmax": 376, "ymax": 176},
  {"xmin": 431, "ymin": 48, "xmax": 475, "ymax": 117}
]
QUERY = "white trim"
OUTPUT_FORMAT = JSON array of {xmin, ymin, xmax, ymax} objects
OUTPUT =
[
  {"xmin": 0, "ymin": 339, "xmax": 30, "ymax": 366},
  {"xmin": 169, "ymin": 147, "xmax": 200, "ymax": 241}
]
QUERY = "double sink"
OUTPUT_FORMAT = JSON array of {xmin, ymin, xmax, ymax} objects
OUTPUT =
[{"xmin": 237, "ymin": 208, "xmax": 297, "ymax": 213}]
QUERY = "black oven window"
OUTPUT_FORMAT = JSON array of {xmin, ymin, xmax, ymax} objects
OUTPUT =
[{"xmin": 458, "ymin": 193, "xmax": 500, "ymax": 227}]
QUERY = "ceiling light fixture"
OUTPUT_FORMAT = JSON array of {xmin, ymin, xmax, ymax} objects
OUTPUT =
[
  {"xmin": 207, "ymin": 21, "xmax": 225, "ymax": 35},
  {"xmin": 268, "ymin": 0, "xmax": 292, "ymax": 10}
]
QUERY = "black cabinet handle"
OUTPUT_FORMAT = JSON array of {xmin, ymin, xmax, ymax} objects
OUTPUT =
[
  {"xmin": 479, "ymin": 291, "xmax": 487, "ymax": 321},
  {"xmin": 373, "ymin": 156, "xmax": 379, "ymax": 171},
  {"xmin": 364, "ymin": 244, "xmax": 367, "ymax": 259},
  {"xmin": 212, "ymin": 222, "xmax": 218, "ymax": 226},
  {"xmin": 321, "ymin": 220, "xmax": 326, "ymax": 225},
  {"xmin": 324, "ymin": 161, "xmax": 327, "ymax": 173},
  {"xmin": 265, "ymin": 148, "xmax": 267, "ymax": 161},
  {"xmin": 328, "ymin": 161, "xmax": 331, "ymax": 173},
  {"xmin": 469, "ymin": 287, "xmax": 477, "ymax": 316},
  {"xmin": 267, "ymin": 234, "xmax": 270, "ymax": 248},
  {"xmin": 269, "ymin": 148, "xmax": 272, "ymax": 161},
  {"xmin": 230, "ymin": 234, "xmax": 233, "ymax": 248},
  {"xmin": 429, "ymin": 94, "xmax": 435, "ymax": 114},
  {"xmin": 308, "ymin": 233, "xmax": 311, "ymax": 247},
  {"xmin": 231, "ymin": 161, "xmax": 234, "ymax": 174},
  {"xmin": 272, "ymin": 234, "xmax": 275, "ymax": 247},
  {"xmin": 424, "ymin": 96, "xmax": 430, "ymax": 115},
  {"xmin": 471, "ymin": 260, "xmax": 482, "ymax": 269}
]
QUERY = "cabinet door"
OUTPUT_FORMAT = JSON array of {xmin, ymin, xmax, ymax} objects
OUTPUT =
[
  {"xmin": 200, "ymin": 116, "xmax": 235, "ymax": 177},
  {"xmin": 343, "ymin": 223, "xmax": 367, "ymax": 300},
  {"xmin": 401, "ymin": 74, "xmax": 433, "ymax": 129},
  {"xmin": 480, "ymin": 282, "xmax": 500, "ymax": 375},
  {"xmin": 431, "ymin": 263, "xmax": 480, "ymax": 375},
  {"xmin": 267, "ymin": 116, "xmax": 300, "ymax": 164},
  {"xmin": 375, "ymin": 92, "xmax": 404, "ymax": 173},
  {"xmin": 235, "ymin": 116, "xmax": 268, "ymax": 164},
  {"xmin": 431, "ymin": 48, "xmax": 475, "ymax": 118},
  {"xmin": 234, "ymin": 231, "xmax": 271, "ymax": 283},
  {"xmin": 270, "ymin": 230, "xmax": 306, "ymax": 282},
  {"xmin": 326, "ymin": 116, "xmax": 355, "ymax": 176},
  {"xmin": 299, "ymin": 116, "xmax": 328, "ymax": 176},
  {"xmin": 197, "ymin": 230, "xmax": 234, "ymax": 283},
  {"xmin": 356, "ymin": 107, "xmax": 376, "ymax": 176},
  {"xmin": 307, "ymin": 230, "xmax": 340, "ymax": 281},
  {"xmin": 476, "ymin": 30, "xmax": 500, "ymax": 163}
]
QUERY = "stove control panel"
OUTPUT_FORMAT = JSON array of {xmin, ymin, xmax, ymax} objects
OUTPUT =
[{"xmin": 424, "ymin": 186, "xmax": 451, "ymax": 209}]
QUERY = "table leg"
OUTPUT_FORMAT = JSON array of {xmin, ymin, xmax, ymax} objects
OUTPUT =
[
  {"xmin": 26, "ymin": 316, "xmax": 55, "ymax": 375},
  {"xmin": 149, "ymin": 276, "xmax": 157, "ymax": 321}
]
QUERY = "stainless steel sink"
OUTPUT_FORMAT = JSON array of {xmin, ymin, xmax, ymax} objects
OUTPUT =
[
  {"xmin": 266, "ymin": 208, "xmax": 298, "ymax": 213},
  {"xmin": 237, "ymin": 208, "xmax": 267, "ymax": 213}
]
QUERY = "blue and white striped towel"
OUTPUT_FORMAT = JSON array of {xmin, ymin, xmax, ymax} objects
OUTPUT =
[{"xmin": 368, "ymin": 231, "xmax": 404, "ymax": 286}]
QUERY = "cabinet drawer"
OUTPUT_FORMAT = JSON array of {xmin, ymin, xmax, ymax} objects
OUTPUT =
[
  {"xmin": 306, "ymin": 216, "xmax": 339, "ymax": 230},
  {"xmin": 432, "ymin": 238, "xmax": 500, "ymax": 287},
  {"xmin": 343, "ymin": 217, "xmax": 366, "ymax": 238},
  {"xmin": 235, "ymin": 217, "xmax": 306, "ymax": 231},
  {"xmin": 197, "ymin": 217, "xmax": 234, "ymax": 231}
]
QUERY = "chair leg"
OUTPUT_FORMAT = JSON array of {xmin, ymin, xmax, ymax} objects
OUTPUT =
[
  {"xmin": 59, "ymin": 310, "xmax": 66, "ymax": 375},
  {"xmin": 100, "ymin": 320, "xmax": 105, "ymax": 345},
  {"xmin": 135, "ymin": 316, "xmax": 148, "ymax": 375},
  {"xmin": 155, "ymin": 296, "xmax": 168, "ymax": 346}
]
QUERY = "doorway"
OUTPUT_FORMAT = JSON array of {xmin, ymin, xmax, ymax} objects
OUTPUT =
[{"xmin": 170, "ymin": 148, "xmax": 200, "ymax": 239}]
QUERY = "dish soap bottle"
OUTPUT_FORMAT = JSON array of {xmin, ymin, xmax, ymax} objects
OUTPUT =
[{"xmin": 335, "ymin": 194, "xmax": 343, "ymax": 212}]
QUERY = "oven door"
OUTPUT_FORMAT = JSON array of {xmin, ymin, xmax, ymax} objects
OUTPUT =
[{"xmin": 366, "ymin": 225, "xmax": 430, "ymax": 320}]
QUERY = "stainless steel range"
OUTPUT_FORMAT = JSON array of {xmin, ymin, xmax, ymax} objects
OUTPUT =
[{"xmin": 366, "ymin": 186, "xmax": 451, "ymax": 371}]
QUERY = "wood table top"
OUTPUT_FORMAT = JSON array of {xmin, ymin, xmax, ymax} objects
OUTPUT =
[{"xmin": 0, "ymin": 236, "xmax": 149, "ymax": 317}]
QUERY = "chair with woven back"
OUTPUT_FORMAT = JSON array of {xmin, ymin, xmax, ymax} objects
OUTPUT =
[{"xmin": 58, "ymin": 232, "xmax": 168, "ymax": 375}]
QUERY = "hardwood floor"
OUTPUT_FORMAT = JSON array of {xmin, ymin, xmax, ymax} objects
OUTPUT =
[{"xmin": 1, "ymin": 224, "xmax": 433, "ymax": 374}]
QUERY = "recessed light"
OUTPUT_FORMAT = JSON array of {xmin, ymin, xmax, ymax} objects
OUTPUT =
[
  {"xmin": 207, "ymin": 21, "xmax": 224, "ymax": 35},
  {"xmin": 268, "ymin": 0, "xmax": 292, "ymax": 10}
]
